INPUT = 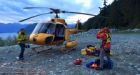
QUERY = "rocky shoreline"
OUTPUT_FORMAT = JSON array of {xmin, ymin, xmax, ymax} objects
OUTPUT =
[{"xmin": 0, "ymin": 30, "xmax": 140, "ymax": 75}]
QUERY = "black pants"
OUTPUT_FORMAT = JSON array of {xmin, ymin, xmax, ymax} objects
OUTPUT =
[
  {"xmin": 19, "ymin": 43, "xmax": 25, "ymax": 59},
  {"xmin": 99, "ymin": 48, "xmax": 110, "ymax": 69}
]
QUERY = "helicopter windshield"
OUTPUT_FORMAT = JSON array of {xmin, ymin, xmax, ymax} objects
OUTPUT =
[{"xmin": 32, "ymin": 23, "xmax": 56, "ymax": 34}]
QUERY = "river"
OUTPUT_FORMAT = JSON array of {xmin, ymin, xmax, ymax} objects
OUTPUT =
[{"xmin": 0, "ymin": 33, "xmax": 17, "ymax": 40}]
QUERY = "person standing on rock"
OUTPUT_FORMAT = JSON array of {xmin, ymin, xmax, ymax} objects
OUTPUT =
[
  {"xmin": 16, "ymin": 28, "xmax": 28, "ymax": 60},
  {"xmin": 96, "ymin": 27, "xmax": 111, "ymax": 70}
]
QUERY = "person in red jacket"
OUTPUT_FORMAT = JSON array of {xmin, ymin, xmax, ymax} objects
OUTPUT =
[
  {"xmin": 96, "ymin": 27, "xmax": 111, "ymax": 70},
  {"xmin": 97, "ymin": 27, "xmax": 111, "ymax": 54}
]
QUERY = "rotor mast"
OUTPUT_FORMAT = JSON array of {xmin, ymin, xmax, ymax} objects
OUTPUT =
[{"xmin": 51, "ymin": 9, "xmax": 60, "ymax": 18}]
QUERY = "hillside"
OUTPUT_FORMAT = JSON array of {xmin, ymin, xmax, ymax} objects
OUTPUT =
[
  {"xmin": 0, "ymin": 23, "xmax": 28, "ymax": 33},
  {"xmin": 83, "ymin": 0, "xmax": 140, "ymax": 29},
  {"xmin": 24, "ymin": 23, "xmax": 37, "ymax": 34}
]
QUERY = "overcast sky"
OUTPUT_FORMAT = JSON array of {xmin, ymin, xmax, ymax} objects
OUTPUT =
[{"xmin": 0, "ymin": 0, "xmax": 114, "ymax": 24}]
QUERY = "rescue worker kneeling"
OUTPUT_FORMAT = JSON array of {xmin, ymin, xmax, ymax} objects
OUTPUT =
[{"xmin": 81, "ymin": 45, "xmax": 100, "ymax": 56}]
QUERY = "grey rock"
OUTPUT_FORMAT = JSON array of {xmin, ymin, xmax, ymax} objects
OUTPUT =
[{"xmin": 137, "ymin": 68, "xmax": 140, "ymax": 71}]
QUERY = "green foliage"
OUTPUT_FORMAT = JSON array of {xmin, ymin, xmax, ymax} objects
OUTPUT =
[
  {"xmin": 0, "ymin": 37, "xmax": 5, "ymax": 46},
  {"xmin": 83, "ymin": 0, "xmax": 140, "ymax": 30},
  {"xmin": 0, "ymin": 36, "xmax": 17, "ymax": 46},
  {"xmin": 135, "ymin": 24, "xmax": 140, "ymax": 28},
  {"xmin": 5, "ymin": 36, "xmax": 17, "ymax": 46}
]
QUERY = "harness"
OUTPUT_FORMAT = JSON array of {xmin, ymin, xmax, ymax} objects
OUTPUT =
[
  {"xmin": 101, "ymin": 33, "xmax": 111, "ymax": 48},
  {"xmin": 106, "ymin": 33, "xmax": 111, "ymax": 43},
  {"xmin": 17, "ymin": 33, "xmax": 27, "ymax": 43}
]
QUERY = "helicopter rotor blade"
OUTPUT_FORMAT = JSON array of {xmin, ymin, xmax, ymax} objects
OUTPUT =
[
  {"xmin": 19, "ymin": 12, "xmax": 53, "ymax": 22},
  {"xmin": 22, "ymin": 7, "xmax": 108, "ymax": 18},
  {"xmin": 61, "ymin": 11, "xmax": 96, "ymax": 16},
  {"xmin": 24, "ymin": 7, "xmax": 50, "ymax": 9},
  {"xmin": 24, "ymin": 7, "xmax": 58, "ymax": 12},
  {"xmin": 24, "ymin": 7, "xmax": 96, "ymax": 16},
  {"xmin": 24, "ymin": 7, "xmax": 61, "ymax": 13},
  {"xmin": 62, "ymin": 11, "xmax": 109, "ymax": 18}
]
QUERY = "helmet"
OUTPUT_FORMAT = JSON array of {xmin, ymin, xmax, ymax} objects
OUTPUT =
[
  {"xmin": 74, "ymin": 58, "xmax": 82, "ymax": 65},
  {"xmin": 20, "ymin": 28, "xmax": 25, "ymax": 32}
]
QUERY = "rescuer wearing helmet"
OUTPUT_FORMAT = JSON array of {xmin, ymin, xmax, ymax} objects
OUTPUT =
[{"xmin": 96, "ymin": 27, "xmax": 111, "ymax": 70}]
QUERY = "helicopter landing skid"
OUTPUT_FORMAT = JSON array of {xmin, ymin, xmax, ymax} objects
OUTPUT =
[
  {"xmin": 31, "ymin": 45, "xmax": 53, "ymax": 53},
  {"xmin": 31, "ymin": 45, "xmax": 76, "ymax": 54},
  {"xmin": 60, "ymin": 47, "xmax": 76, "ymax": 53}
]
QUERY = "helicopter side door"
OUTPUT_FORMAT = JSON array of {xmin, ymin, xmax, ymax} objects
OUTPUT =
[{"xmin": 54, "ymin": 24, "xmax": 65, "ymax": 41}]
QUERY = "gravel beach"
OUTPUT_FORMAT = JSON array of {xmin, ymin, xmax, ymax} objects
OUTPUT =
[{"xmin": 0, "ymin": 30, "xmax": 140, "ymax": 75}]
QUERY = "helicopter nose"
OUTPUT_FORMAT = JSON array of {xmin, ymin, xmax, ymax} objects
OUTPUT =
[{"xmin": 45, "ymin": 36, "xmax": 53, "ymax": 44}]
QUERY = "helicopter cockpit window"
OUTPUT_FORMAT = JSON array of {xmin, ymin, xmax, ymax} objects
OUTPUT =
[
  {"xmin": 55, "ymin": 24, "xmax": 65, "ymax": 38},
  {"xmin": 33, "ymin": 23, "xmax": 56, "ymax": 34},
  {"xmin": 32, "ymin": 23, "xmax": 43, "ymax": 33},
  {"xmin": 45, "ymin": 23, "xmax": 56, "ymax": 34}
]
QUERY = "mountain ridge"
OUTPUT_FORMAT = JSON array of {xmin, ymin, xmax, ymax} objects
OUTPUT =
[{"xmin": 83, "ymin": 0, "xmax": 140, "ymax": 29}]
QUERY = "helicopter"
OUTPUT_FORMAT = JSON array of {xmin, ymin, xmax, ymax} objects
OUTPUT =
[{"xmin": 19, "ymin": 7, "xmax": 96, "ymax": 51}]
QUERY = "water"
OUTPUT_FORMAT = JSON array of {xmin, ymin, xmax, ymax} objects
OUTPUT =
[{"xmin": 0, "ymin": 33, "xmax": 17, "ymax": 40}]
